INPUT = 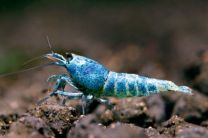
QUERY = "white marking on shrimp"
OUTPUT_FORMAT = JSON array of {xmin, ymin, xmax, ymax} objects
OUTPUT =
[
  {"xmin": 134, "ymin": 75, "xmax": 139, "ymax": 96},
  {"xmin": 103, "ymin": 72, "xmax": 112, "ymax": 91},
  {"xmin": 125, "ymin": 74, "xmax": 130, "ymax": 96},
  {"xmin": 114, "ymin": 73, "xmax": 118, "ymax": 96}
]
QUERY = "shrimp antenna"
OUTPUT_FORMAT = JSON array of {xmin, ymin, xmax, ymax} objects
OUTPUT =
[
  {"xmin": 22, "ymin": 36, "xmax": 54, "ymax": 67},
  {"xmin": 0, "ymin": 62, "xmax": 54, "ymax": 78},
  {"xmin": 46, "ymin": 35, "xmax": 54, "ymax": 53},
  {"xmin": 22, "ymin": 55, "xmax": 44, "ymax": 67}
]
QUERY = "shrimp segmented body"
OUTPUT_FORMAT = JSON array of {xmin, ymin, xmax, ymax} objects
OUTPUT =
[{"xmin": 39, "ymin": 52, "xmax": 192, "ymax": 113}]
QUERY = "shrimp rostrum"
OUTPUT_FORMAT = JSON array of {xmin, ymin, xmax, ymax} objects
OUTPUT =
[{"xmin": 39, "ymin": 52, "xmax": 192, "ymax": 112}]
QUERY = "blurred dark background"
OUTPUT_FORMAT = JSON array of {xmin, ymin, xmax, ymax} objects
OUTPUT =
[{"xmin": 0, "ymin": 0, "xmax": 207, "ymax": 113}]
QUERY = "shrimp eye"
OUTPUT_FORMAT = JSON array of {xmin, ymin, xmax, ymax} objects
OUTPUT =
[{"xmin": 65, "ymin": 52, "xmax": 72, "ymax": 59}]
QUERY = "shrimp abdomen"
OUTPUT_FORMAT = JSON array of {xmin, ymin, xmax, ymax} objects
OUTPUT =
[
  {"xmin": 102, "ymin": 72, "xmax": 149, "ymax": 97},
  {"xmin": 102, "ymin": 72, "xmax": 192, "ymax": 97}
]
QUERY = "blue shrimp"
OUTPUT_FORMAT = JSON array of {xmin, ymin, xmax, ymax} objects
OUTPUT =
[{"xmin": 39, "ymin": 52, "xmax": 192, "ymax": 113}]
